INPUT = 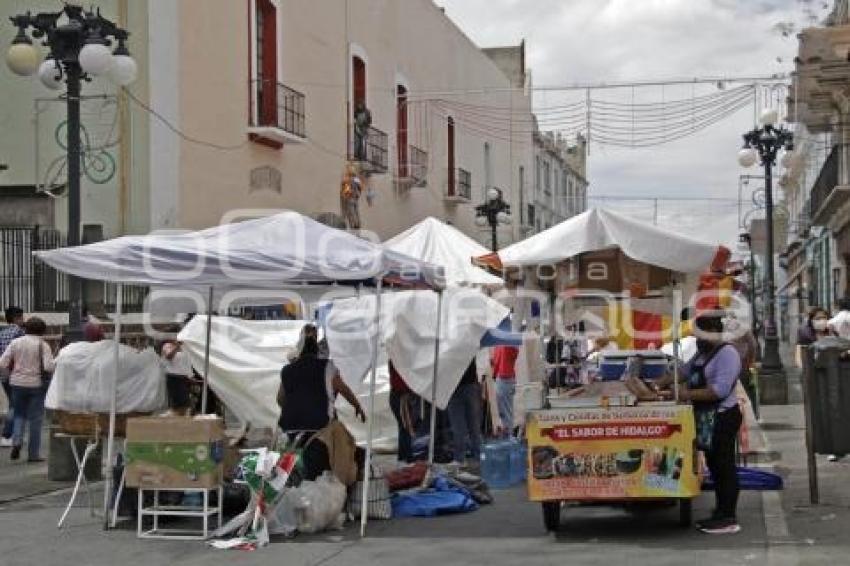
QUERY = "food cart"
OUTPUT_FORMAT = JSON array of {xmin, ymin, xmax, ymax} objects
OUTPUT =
[{"xmin": 475, "ymin": 208, "xmax": 729, "ymax": 531}]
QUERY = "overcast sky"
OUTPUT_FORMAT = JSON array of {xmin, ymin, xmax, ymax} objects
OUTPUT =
[{"xmin": 440, "ymin": 0, "xmax": 829, "ymax": 249}]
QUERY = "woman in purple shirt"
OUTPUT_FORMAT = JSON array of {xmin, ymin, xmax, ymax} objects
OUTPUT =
[{"xmin": 676, "ymin": 313, "xmax": 742, "ymax": 535}]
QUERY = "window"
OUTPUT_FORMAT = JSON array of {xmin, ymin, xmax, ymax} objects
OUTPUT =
[
  {"xmin": 484, "ymin": 142, "xmax": 493, "ymax": 190},
  {"xmin": 544, "ymin": 161, "xmax": 551, "ymax": 195},
  {"xmin": 251, "ymin": 0, "xmax": 279, "ymax": 127},
  {"xmin": 535, "ymin": 156, "xmax": 541, "ymax": 197},
  {"xmin": 397, "ymin": 84, "xmax": 408, "ymax": 178},
  {"xmin": 447, "ymin": 117, "xmax": 456, "ymax": 196},
  {"xmin": 519, "ymin": 166, "xmax": 525, "ymax": 225}
]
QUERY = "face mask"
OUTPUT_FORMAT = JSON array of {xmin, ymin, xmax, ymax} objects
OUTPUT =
[{"xmin": 813, "ymin": 319, "xmax": 829, "ymax": 332}]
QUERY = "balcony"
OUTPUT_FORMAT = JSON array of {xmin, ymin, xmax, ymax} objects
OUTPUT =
[
  {"xmin": 810, "ymin": 144, "xmax": 850, "ymax": 226},
  {"xmin": 249, "ymin": 80, "xmax": 306, "ymax": 147},
  {"xmin": 396, "ymin": 145, "xmax": 428, "ymax": 188},
  {"xmin": 444, "ymin": 168, "xmax": 472, "ymax": 202},
  {"xmin": 349, "ymin": 125, "xmax": 388, "ymax": 174}
]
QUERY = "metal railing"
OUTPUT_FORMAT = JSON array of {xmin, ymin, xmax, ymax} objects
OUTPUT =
[
  {"xmin": 350, "ymin": 125, "xmax": 388, "ymax": 172},
  {"xmin": 457, "ymin": 168, "xmax": 472, "ymax": 200},
  {"xmin": 0, "ymin": 226, "xmax": 146, "ymax": 313},
  {"xmin": 810, "ymin": 144, "xmax": 840, "ymax": 220},
  {"xmin": 251, "ymin": 79, "xmax": 306, "ymax": 139},
  {"xmin": 408, "ymin": 145, "xmax": 428, "ymax": 186}
]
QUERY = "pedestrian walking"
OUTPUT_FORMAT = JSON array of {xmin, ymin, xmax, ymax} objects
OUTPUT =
[
  {"xmin": 490, "ymin": 345, "xmax": 519, "ymax": 437},
  {"xmin": 0, "ymin": 317, "xmax": 55, "ymax": 462},
  {"xmin": 447, "ymin": 359, "xmax": 483, "ymax": 468},
  {"xmin": 0, "ymin": 307, "xmax": 25, "ymax": 447},
  {"xmin": 795, "ymin": 307, "xmax": 834, "ymax": 367}
]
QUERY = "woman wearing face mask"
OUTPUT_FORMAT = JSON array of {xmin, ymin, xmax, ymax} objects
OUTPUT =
[
  {"xmin": 658, "ymin": 312, "xmax": 742, "ymax": 534},
  {"xmin": 795, "ymin": 308, "xmax": 833, "ymax": 367}
]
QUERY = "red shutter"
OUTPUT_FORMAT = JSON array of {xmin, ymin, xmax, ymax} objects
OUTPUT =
[
  {"xmin": 397, "ymin": 85, "xmax": 408, "ymax": 178},
  {"xmin": 258, "ymin": 0, "xmax": 277, "ymax": 127},
  {"xmin": 352, "ymin": 57, "xmax": 366, "ymax": 108},
  {"xmin": 447, "ymin": 117, "xmax": 455, "ymax": 196}
]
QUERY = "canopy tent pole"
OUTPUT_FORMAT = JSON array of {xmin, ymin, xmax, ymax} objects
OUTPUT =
[
  {"xmin": 427, "ymin": 290, "xmax": 444, "ymax": 466},
  {"xmin": 360, "ymin": 278, "xmax": 383, "ymax": 538},
  {"xmin": 672, "ymin": 282, "xmax": 681, "ymax": 401},
  {"xmin": 103, "ymin": 282, "xmax": 122, "ymax": 527},
  {"xmin": 201, "ymin": 286, "xmax": 213, "ymax": 414}
]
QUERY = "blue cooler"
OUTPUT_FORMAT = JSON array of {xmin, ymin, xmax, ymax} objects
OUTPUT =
[{"xmin": 598, "ymin": 351, "xmax": 668, "ymax": 381}]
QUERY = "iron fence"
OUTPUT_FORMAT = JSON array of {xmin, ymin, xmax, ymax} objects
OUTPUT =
[{"xmin": 0, "ymin": 226, "xmax": 146, "ymax": 313}]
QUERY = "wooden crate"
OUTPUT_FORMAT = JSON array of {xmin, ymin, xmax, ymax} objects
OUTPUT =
[{"xmin": 54, "ymin": 411, "xmax": 148, "ymax": 437}]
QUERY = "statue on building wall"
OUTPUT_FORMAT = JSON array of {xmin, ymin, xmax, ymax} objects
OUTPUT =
[
  {"xmin": 353, "ymin": 101, "xmax": 372, "ymax": 161},
  {"xmin": 340, "ymin": 163, "xmax": 363, "ymax": 230}
]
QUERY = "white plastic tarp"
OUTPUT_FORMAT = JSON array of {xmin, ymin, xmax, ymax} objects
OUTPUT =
[
  {"xmin": 325, "ymin": 288, "xmax": 510, "ymax": 409},
  {"xmin": 488, "ymin": 208, "xmax": 724, "ymax": 274},
  {"xmin": 176, "ymin": 316, "xmax": 396, "ymax": 447},
  {"xmin": 45, "ymin": 341, "xmax": 167, "ymax": 413},
  {"xmin": 384, "ymin": 217, "xmax": 503, "ymax": 287},
  {"xmin": 34, "ymin": 211, "xmax": 444, "ymax": 289}
]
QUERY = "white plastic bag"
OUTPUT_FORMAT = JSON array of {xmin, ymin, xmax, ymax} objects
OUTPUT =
[
  {"xmin": 45, "ymin": 341, "xmax": 167, "ymax": 413},
  {"xmin": 268, "ymin": 472, "xmax": 346, "ymax": 535}
]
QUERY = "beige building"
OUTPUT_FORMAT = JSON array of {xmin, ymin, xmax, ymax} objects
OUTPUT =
[
  {"xmin": 145, "ymin": 0, "xmax": 535, "ymax": 247},
  {"xmin": 525, "ymin": 127, "xmax": 588, "ymax": 234}
]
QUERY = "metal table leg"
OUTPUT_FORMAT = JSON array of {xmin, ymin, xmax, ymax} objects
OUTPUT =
[{"xmin": 57, "ymin": 437, "xmax": 98, "ymax": 529}]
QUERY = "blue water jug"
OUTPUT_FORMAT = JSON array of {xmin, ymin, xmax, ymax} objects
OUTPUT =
[
  {"xmin": 509, "ymin": 439, "xmax": 527, "ymax": 485},
  {"xmin": 480, "ymin": 440, "xmax": 512, "ymax": 489}
]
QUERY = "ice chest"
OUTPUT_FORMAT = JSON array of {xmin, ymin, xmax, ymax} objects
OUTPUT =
[
  {"xmin": 125, "ymin": 416, "xmax": 225, "ymax": 489},
  {"xmin": 598, "ymin": 351, "xmax": 668, "ymax": 381}
]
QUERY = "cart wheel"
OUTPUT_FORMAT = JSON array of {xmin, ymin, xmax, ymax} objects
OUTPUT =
[
  {"xmin": 678, "ymin": 499, "xmax": 692, "ymax": 527},
  {"xmin": 542, "ymin": 501, "xmax": 561, "ymax": 532}
]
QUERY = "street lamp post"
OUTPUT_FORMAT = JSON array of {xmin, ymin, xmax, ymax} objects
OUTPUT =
[
  {"xmin": 738, "ymin": 109, "xmax": 793, "ymax": 398},
  {"xmin": 475, "ymin": 187, "xmax": 512, "ymax": 251},
  {"xmin": 6, "ymin": 4, "xmax": 136, "ymax": 340}
]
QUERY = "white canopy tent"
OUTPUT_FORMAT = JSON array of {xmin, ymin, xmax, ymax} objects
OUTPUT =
[
  {"xmin": 34, "ymin": 211, "xmax": 443, "ymax": 535},
  {"xmin": 384, "ymin": 217, "xmax": 503, "ymax": 287},
  {"xmin": 477, "ymin": 207, "xmax": 724, "ymax": 274}
]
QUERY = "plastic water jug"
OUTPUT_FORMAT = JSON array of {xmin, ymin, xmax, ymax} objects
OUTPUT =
[
  {"xmin": 480, "ymin": 440, "xmax": 512, "ymax": 489},
  {"xmin": 509, "ymin": 439, "xmax": 528, "ymax": 485}
]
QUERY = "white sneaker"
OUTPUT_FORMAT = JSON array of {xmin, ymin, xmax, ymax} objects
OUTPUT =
[{"xmin": 0, "ymin": 438, "xmax": 13, "ymax": 448}]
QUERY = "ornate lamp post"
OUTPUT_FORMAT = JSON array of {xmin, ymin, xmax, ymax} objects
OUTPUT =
[
  {"xmin": 738, "ymin": 108, "xmax": 793, "ymax": 398},
  {"xmin": 475, "ymin": 187, "xmax": 512, "ymax": 251},
  {"xmin": 6, "ymin": 4, "xmax": 136, "ymax": 340}
]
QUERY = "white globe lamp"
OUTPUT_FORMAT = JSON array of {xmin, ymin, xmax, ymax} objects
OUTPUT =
[
  {"xmin": 497, "ymin": 211, "xmax": 510, "ymax": 225},
  {"xmin": 38, "ymin": 59, "xmax": 63, "ymax": 90},
  {"xmin": 759, "ymin": 108, "xmax": 778, "ymax": 127},
  {"xmin": 109, "ymin": 54, "xmax": 137, "ymax": 86},
  {"xmin": 486, "ymin": 187, "xmax": 500, "ymax": 201},
  {"xmin": 78, "ymin": 42, "xmax": 113, "ymax": 76},
  {"xmin": 6, "ymin": 41, "xmax": 39, "ymax": 76},
  {"xmin": 738, "ymin": 147, "xmax": 758, "ymax": 168},
  {"xmin": 475, "ymin": 216, "xmax": 488, "ymax": 227}
]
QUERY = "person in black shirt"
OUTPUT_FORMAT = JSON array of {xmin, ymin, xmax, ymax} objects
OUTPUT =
[{"xmin": 447, "ymin": 359, "xmax": 483, "ymax": 467}]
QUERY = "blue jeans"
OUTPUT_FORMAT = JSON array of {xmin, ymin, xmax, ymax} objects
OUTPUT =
[
  {"xmin": 11, "ymin": 386, "xmax": 46, "ymax": 459},
  {"xmin": 447, "ymin": 382, "xmax": 482, "ymax": 462},
  {"xmin": 1, "ymin": 379, "xmax": 13, "ymax": 439},
  {"xmin": 495, "ymin": 378, "xmax": 516, "ymax": 436}
]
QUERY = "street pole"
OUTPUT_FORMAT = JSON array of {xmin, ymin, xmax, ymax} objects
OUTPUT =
[
  {"xmin": 749, "ymin": 247, "xmax": 761, "ymax": 362},
  {"xmin": 65, "ymin": 62, "xmax": 83, "ymax": 340},
  {"xmin": 490, "ymin": 219, "xmax": 498, "ymax": 252},
  {"xmin": 761, "ymin": 159, "xmax": 782, "ymax": 371}
]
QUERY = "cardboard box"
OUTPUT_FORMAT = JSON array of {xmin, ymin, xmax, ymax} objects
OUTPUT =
[{"xmin": 125, "ymin": 417, "xmax": 225, "ymax": 489}]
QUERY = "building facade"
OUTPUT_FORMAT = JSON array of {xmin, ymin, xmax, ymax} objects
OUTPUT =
[
  {"xmin": 526, "ymin": 128, "xmax": 588, "ymax": 234},
  {"xmin": 782, "ymin": 0, "xmax": 850, "ymax": 341}
]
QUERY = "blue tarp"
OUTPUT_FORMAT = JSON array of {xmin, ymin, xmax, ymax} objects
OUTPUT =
[
  {"xmin": 391, "ymin": 476, "xmax": 479, "ymax": 518},
  {"xmin": 702, "ymin": 466, "xmax": 784, "ymax": 491},
  {"xmin": 479, "ymin": 317, "xmax": 523, "ymax": 347}
]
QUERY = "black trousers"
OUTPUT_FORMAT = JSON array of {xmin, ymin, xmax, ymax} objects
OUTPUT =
[{"xmin": 706, "ymin": 405, "xmax": 742, "ymax": 519}]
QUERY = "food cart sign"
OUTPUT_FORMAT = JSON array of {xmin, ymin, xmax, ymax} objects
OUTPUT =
[{"xmin": 526, "ymin": 405, "xmax": 700, "ymax": 501}]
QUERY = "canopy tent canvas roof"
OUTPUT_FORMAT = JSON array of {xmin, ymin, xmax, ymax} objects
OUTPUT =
[
  {"xmin": 384, "ymin": 217, "xmax": 503, "ymax": 287},
  {"xmin": 476, "ymin": 208, "xmax": 728, "ymax": 276},
  {"xmin": 34, "ymin": 211, "xmax": 444, "ymax": 290}
]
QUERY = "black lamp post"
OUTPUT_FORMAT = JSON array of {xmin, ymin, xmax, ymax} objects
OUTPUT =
[
  {"xmin": 737, "ymin": 109, "xmax": 793, "ymax": 379},
  {"xmin": 475, "ymin": 187, "xmax": 511, "ymax": 251},
  {"xmin": 6, "ymin": 4, "xmax": 136, "ymax": 340}
]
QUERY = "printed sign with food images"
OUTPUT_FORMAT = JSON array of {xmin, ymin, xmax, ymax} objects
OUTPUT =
[{"xmin": 526, "ymin": 405, "xmax": 700, "ymax": 501}]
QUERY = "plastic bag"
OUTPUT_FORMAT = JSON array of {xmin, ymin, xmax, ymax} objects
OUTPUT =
[
  {"xmin": 45, "ymin": 341, "xmax": 166, "ymax": 413},
  {"xmin": 268, "ymin": 472, "xmax": 346, "ymax": 535}
]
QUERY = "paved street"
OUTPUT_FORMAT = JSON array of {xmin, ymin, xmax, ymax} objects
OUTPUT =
[{"xmin": 0, "ymin": 387, "xmax": 847, "ymax": 566}]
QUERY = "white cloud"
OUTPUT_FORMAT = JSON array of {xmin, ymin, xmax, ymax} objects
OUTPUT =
[{"xmin": 438, "ymin": 0, "xmax": 825, "ymax": 247}]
